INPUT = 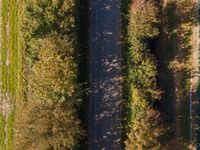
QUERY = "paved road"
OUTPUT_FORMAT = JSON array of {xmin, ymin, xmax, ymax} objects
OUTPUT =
[{"xmin": 88, "ymin": 0, "xmax": 122, "ymax": 149}]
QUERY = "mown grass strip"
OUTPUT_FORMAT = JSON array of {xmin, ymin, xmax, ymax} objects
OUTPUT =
[
  {"xmin": 7, "ymin": 113, "xmax": 14, "ymax": 150},
  {"xmin": 0, "ymin": 114, "xmax": 5, "ymax": 150},
  {"xmin": 1, "ymin": 0, "xmax": 9, "ymax": 91},
  {"xmin": 9, "ymin": 0, "xmax": 19, "ymax": 96},
  {"xmin": 0, "ymin": 0, "xmax": 20, "ymax": 149},
  {"xmin": 0, "ymin": 0, "xmax": 9, "ymax": 148},
  {"xmin": 7, "ymin": 0, "xmax": 19, "ymax": 149}
]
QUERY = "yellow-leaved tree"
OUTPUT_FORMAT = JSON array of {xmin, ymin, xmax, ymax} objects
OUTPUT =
[
  {"xmin": 14, "ymin": 34, "xmax": 84, "ymax": 149},
  {"xmin": 125, "ymin": 0, "xmax": 162, "ymax": 149}
]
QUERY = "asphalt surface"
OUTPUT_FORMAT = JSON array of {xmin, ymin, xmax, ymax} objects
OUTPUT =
[{"xmin": 88, "ymin": 0, "xmax": 122, "ymax": 149}]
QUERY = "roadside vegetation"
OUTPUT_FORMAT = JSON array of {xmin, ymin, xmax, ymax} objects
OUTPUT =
[
  {"xmin": 0, "ymin": 114, "xmax": 5, "ymax": 149},
  {"xmin": 0, "ymin": 0, "xmax": 198, "ymax": 149},
  {"xmin": 13, "ymin": 0, "xmax": 84, "ymax": 149},
  {"xmin": 123, "ymin": 0, "xmax": 162, "ymax": 149},
  {"xmin": 123, "ymin": 0, "xmax": 197, "ymax": 149}
]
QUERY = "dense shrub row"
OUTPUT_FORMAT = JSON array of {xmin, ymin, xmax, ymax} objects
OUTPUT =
[
  {"xmin": 124, "ymin": 0, "xmax": 162, "ymax": 149},
  {"xmin": 13, "ymin": 1, "xmax": 84, "ymax": 149}
]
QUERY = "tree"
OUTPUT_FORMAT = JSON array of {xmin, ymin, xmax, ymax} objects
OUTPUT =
[
  {"xmin": 23, "ymin": 0, "xmax": 76, "ymax": 66},
  {"xmin": 14, "ymin": 100, "xmax": 83, "ymax": 150},
  {"xmin": 14, "ymin": 34, "xmax": 83, "ymax": 149},
  {"xmin": 127, "ymin": 0, "xmax": 160, "ymax": 101},
  {"xmin": 125, "ymin": 0, "xmax": 162, "ymax": 149},
  {"xmin": 14, "ymin": 1, "xmax": 84, "ymax": 148},
  {"xmin": 125, "ymin": 87, "xmax": 161, "ymax": 150}
]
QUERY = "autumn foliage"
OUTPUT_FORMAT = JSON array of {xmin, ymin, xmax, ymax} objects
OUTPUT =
[
  {"xmin": 124, "ymin": 0, "xmax": 162, "ymax": 149},
  {"xmin": 13, "ymin": 0, "xmax": 84, "ymax": 149}
]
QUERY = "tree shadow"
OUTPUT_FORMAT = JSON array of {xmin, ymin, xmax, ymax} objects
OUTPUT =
[
  {"xmin": 155, "ymin": 0, "xmax": 197, "ymax": 148},
  {"xmin": 76, "ymin": 0, "xmax": 89, "ymax": 149},
  {"xmin": 121, "ymin": 0, "xmax": 132, "ymax": 147}
]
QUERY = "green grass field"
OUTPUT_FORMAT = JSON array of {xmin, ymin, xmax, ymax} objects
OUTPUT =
[
  {"xmin": 0, "ymin": 0, "xmax": 21, "ymax": 149},
  {"xmin": 0, "ymin": 114, "xmax": 5, "ymax": 149}
]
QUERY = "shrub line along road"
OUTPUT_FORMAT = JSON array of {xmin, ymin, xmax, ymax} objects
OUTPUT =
[{"xmin": 88, "ymin": 0, "xmax": 123, "ymax": 149}]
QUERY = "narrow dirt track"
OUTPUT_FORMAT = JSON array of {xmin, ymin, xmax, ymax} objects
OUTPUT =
[{"xmin": 88, "ymin": 0, "xmax": 123, "ymax": 149}]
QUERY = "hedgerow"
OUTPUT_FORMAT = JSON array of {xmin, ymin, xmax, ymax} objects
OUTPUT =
[
  {"xmin": 124, "ymin": 0, "xmax": 162, "ymax": 149},
  {"xmin": 14, "ymin": 0, "xmax": 84, "ymax": 149}
]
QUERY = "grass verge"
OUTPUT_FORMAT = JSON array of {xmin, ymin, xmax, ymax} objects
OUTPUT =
[
  {"xmin": 0, "ymin": 0, "xmax": 21, "ymax": 149},
  {"xmin": 0, "ymin": 114, "xmax": 5, "ymax": 149}
]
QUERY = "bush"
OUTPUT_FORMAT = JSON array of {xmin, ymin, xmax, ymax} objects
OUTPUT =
[
  {"xmin": 14, "ymin": 1, "xmax": 84, "ymax": 149},
  {"xmin": 14, "ymin": 100, "xmax": 83, "ymax": 150},
  {"xmin": 23, "ymin": 0, "xmax": 76, "ymax": 67},
  {"xmin": 125, "ymin": 87, "xmax": 161, "ymax": 150},
  {"xmin": 28, "ymin": 34, "xmax": 78, "ymax": 101},
  {"xmin": 14, "ymin": 34, "xmax": 83, "ymax": 149},
  {"xmin": 127, "ymin": 0, "xmax": 160, "ymax": 101},
  {"xmin": 125, "ymin": 0, "xmax": 162, "ymax": 149}
]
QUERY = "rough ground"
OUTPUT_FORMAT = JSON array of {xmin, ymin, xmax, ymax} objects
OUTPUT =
[
  {"xmin": 88, "ymin": 0, "xmax": 123, "ymax": 149},
  {"xmin": 0, "ymin": 93, "xmax": 12, "ymax": 150},
  {"xmin": 157, "ymin": 0, "xmax": 197, "ymax": 148}
]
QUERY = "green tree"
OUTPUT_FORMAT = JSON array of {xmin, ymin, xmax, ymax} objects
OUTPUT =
[{"xmin": 23, "ymin": 0, "xmax": 76, "ymax": 66}]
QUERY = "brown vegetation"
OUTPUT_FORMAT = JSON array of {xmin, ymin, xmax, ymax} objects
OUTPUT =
[{"xmin": 13, "ymin": 1, "xmax": 84, "ymax": 149}]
